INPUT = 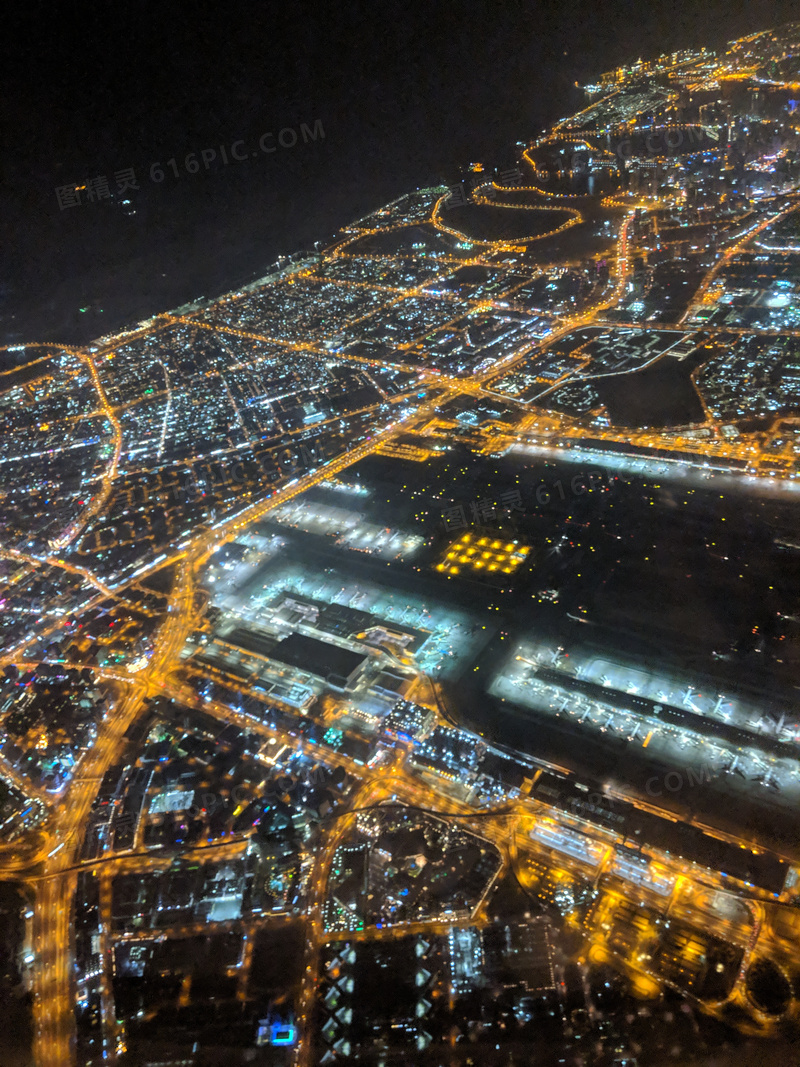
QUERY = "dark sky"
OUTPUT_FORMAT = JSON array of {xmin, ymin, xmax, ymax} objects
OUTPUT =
[{"xmin": 2, "ymin": 0, "xmax": 797, "ymax": 346}]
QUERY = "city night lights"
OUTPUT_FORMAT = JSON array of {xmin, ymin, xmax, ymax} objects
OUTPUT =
[{"xmin": 2, "ymin": 9, "xmax": 800, "ymax": 1067}]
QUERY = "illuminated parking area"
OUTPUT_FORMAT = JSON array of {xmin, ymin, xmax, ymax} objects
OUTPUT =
[{"xmin": 435, "ymin": 531, "xmax": 530, "ymax": 577}]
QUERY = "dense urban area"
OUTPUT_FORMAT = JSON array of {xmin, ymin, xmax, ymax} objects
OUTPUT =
[{"xmin": 2, "ymin": 19, "xmax": 800, "ymax": 1067}]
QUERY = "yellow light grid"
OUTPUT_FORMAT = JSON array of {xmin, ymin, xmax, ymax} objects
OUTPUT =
[{"xmin": 435, "ymin": 531, "xmax": 530, "ymax": 578}]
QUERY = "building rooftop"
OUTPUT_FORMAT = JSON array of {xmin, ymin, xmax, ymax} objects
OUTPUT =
[{"xmin": 269, "ymin": 632, "xmax": 369, "ymax": 688}]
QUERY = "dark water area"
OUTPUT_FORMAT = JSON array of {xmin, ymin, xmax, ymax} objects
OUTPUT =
[
  {"xmin": 524, "ymin": 142, "xmax": 623, "ymax": 196},
  {"xmin": 609, "ymin": 126, "xmax": 721, "ymax": 159},
  {"xmin": 594, "ymin": 350, "xmax": 708, "ymax": 428},
  {"xmin": 7, "ymin": 0, "xmax": 795, "ymax": 349},
  {"xmin": 1, "ymin": 156, "xmax": 425, "ymax": 349},
  {"xmin": 352, "ymin": 223, "xmax": 475, "ymax": 260},
  {"xmin": 444, "ymin": 203, "xmax": 579, "ymax": 242},
  {"xmin": 1, "ymin": 8, "xmax": 588, "ymax": 350},
  {"xmin": 538, "ymin": 170, "xmax": 621, "ymax": 196}
]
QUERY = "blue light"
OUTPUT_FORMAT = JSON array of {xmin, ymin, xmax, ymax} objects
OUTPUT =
[{"xmin": 270, "ymin": 1021, "xmax": 297, "ymax": 1046}]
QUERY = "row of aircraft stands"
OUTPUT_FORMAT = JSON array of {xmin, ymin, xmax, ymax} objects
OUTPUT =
[
  {"xmin": 531, "ymin": 770, "xmax": 789, "ymax": 897},
  {"xmin": 569, "ymin": 437, "xmax": 752, "ymax": 471},
  {"xmin": 534, "ymin": 667, "xmax": 798, "ymax": 762}
]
